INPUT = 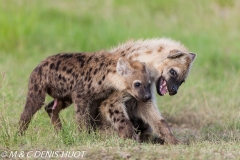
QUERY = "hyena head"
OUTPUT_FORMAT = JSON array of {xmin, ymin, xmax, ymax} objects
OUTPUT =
[
  {"xmin": 116, "ymin": 58, "xmax": 152, "ymax": 102},
  {"xmin": 155, "ymin": 50, "xmax": 196, "ymax": 96}
]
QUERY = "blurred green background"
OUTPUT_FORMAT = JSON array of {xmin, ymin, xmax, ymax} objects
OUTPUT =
[{"xmin": 0, "ymin": 0, "xmax": 239, "ymax": 159}]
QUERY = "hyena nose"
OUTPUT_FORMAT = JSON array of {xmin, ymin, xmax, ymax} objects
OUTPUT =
[
  {"xmin": 170, "ymin": 86, "xmax": 178, "ymax": 95},
  {"xmin": 144, "ymin": 94, "xmax": 152, "ymax": 101}
]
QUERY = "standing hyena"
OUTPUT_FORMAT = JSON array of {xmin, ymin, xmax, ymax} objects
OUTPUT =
[{"xmin": 18, "ymin": 51, "xmax": 152, "ymax": 139}]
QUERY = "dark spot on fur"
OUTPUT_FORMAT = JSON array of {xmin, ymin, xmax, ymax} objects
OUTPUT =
[
  {"xmin": 81, "ymin": 71, "xmax": 85, "ymax": 76},
  {"xmin": 77, "ymin": 94, "xmax": 81, "ymax": 98},
  {"xmin": 95, "ymin": 57, "xmax": 99, "ymax": 62},
  {"xmin": 106, "ymin": 69, "xmax": 111, "ymax": 74},
  {"xmin": 89, "ymin": 67, "xmax": 92, "ymax": 73},
  {"xmin": 98, "ymin": 81, "xmax": 102, "ymax": 85},
  {"xmin": 102, "ymin": 75, "xmax": 105, "ymax": 81},
  {"xmin": 102, "ymin": 102, "xmax": 107, "ymax": 106},
  {"xmin": 67, "ymin": 68, "xmax": 72, "ymax": 74},
  {"xmin": 146, "ymin": 50, "xmax": 152, "ymax": 54},
  {"xmin": 99, "ymin": 62, "xmax": 104, "ymax": 69},
  {"xmin": 61, "ymin": 54, "xmax": 73, "ymax": 59},
  {"xmin": 113, "ymin": 118, "xmax": 116, "ymax": 122},
  {"xmin": 63, "ymin": 66, "xmax": 66, "ymax": 71},
  {"xmin": 88, "ymin": 83, "xmax": 91, "ymax": 89},
  {"xmin": 88, "ymin": 76, "xmax": 91, "ymax": 82},
  {"xmin": 109, "ymin": 109, "xmax": 113, "ymax": 118},
  {"xmin": 50, "ymin": 63, "xmax": 55, "ymax": 70},
  {"xmin": 70, "ymin": 80, "xmax": 74, "ymax": 85},
  {"xmin": 86, "ymin": 56, "xmax": 92, "ymax": 63},
  {"xmin": 114, "ymin": 110, "xmax": 119, "ymax": 114},
  {"xmin": 44, "ymin": 61, "xmax": 49, "ymax": 67},
  {"xmin": 93, "ymin": 69, "xmax": 98, "ymax": 75},
  {"xmin": 120, "ymin": 119, "xmax": 125, "ymax": 123},
  {"xmin": 58, "ymin": 74, "xmax": 62, "ymax": 80},
  {"xmin": 110, "ymin": 104, "xmax": 113, "ymax": 107},
  {"xmin": 75, "ymin": 74, "xmax": 79, "ymax": 79},
  {"xmin": 77, "ymin": 54, "xmax": 85, "ymax": 59},
  {"xmin": 158, "ymin": 46, "xmax": 163, "ymax": 52},
  {"xmin": 62, "ymin": 77, "xmax": 67, "ymax": 82},
  {"xmin": 56, "ymin": 60, "xmax": 61, "ymax": 71},
  {"xmin": 77, "ymin": 56, "xmax": 85, "ymax": 68},
  {"xmin": 34, "ymin": 84, "xmax": 38, "ymax": 92}
]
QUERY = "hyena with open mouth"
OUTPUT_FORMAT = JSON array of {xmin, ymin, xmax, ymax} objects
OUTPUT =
[{"xmin": 107, "ymin": 38, "xmax": 196, "ymax": 144}]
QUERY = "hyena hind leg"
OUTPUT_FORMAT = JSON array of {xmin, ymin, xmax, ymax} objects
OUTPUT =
[
  {"xmin": 99, "ymin": 91, "xmax": 137, "ymax": 140},
  {"xmin": 45, "ymin": 98, "xmax": 72, "ymax": 132},
  {"xmin": 19, "ymin": 89, "xmax": 46, "ymax": 135}
]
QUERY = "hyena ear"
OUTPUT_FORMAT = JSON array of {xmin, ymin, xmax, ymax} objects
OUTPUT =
[
  {"xmin": 141, "ymin": 62, "xmax": 148, "ymax": 72},
  {"xmin": 116, "ymin": 58, "xmax": 133, "ymax": 77},
  {"xmin": 167, "ymin": 51, "xmax": 185, "ymax": 59},
  {"xmin": 189, "ymin": 52, "xmax": 197, "ymax": 62}
]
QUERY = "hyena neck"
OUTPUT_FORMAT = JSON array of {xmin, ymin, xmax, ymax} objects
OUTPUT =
[
  {"xmin": 110, "ymin": 38, "xmax": 188, "ymax": 67},
  {"xmin": 106, "ymin": 73, "xmax": 128, "ymax": 91}
]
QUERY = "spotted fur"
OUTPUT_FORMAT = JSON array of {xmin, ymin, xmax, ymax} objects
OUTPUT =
[{"xmin": 18, "ymin": 51, "xmax": 151, "ymax": 134}]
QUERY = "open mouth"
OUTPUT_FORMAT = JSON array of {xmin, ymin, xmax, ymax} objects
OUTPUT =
[{"xmin": 156, "ymin": 77, "xmax": 168, "ymax": 96}]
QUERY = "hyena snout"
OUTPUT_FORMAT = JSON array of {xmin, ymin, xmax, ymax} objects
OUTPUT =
[
  {"xmin": 168, "ymin": 83, "xmax": 179, "ymax": 95},
  {"xmin": 140, "ymin": 87, "xmax": 152, "ymax": 102},
  {"xmin": 143, "ymin": 93, "xmax": 152, "ymax": 102}
]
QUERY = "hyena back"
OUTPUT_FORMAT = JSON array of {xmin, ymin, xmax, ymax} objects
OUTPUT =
[{"xmin": 18, "ymin": 51, "xmax": 151, "ymax": 135}]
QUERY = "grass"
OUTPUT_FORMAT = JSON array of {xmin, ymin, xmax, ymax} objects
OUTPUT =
[{"xmin": 0, "ymin": 0, "xmax": 240, "ymax": 159}]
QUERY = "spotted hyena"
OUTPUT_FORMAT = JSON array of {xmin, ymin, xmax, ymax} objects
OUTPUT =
[
  {"xmin": 18, "ymin": 51, "xmax": 152, "ymax": 138},
  {"xmin": 102, "ymin": 38, "xmax": 196, "ymax": 144}
]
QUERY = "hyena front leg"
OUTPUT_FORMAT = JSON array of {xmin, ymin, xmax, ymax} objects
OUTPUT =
[
  {"xmin": 19, "ymin": 86, "xmax": 46, "ymax": 135},
  {"xmin": 99, "ymin": 91, "xmax": 137, "ymax": 140},
  {"xmin": 72, "ymin": 93, "xmax": 91, "ymax": 132},
  {"xmin": 125, "ymin": 99, "xmax": 164, "ymax": 144},
  {"xmin": 136, "ymin": 101, "xmax": 181, "ymax": 145},
  {"xmin": 45, "ymin": 98, "xmax": 72, "ymax": 132}
]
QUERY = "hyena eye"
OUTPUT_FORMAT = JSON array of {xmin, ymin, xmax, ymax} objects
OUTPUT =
[
  {"xmin": 170, "ymin": 69, "xmax": 176, "ymax": 76},
  {"xmin": 134, "ymin": 82, "xmax": 141, "ymax": 87}
]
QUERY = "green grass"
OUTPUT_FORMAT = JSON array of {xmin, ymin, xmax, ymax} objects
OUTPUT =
[{"xmin": 0, "ymin": 0, "xmax": 240, "ymax": 159}]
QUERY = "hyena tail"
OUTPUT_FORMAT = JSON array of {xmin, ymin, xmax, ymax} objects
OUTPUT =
[{"xmin": 18, "ymin": 75, "xmax": 46, "ymax": 135}]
